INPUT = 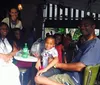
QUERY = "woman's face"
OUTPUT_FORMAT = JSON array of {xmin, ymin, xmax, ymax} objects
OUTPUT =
[
  {"xmin": 0, "ymin": 25, "xmax": 8, "ymax": 38},
  {"xmin": 10, "ymin": 8, "xmax": 18, "ymax": 21}
]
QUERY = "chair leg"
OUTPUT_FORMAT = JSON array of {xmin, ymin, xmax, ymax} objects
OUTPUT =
[
  {"xmin": 97, "ymin": 71, "xmax": 100, "ymax": 85},
  {"xmin": 20, "ymin": 72, "xmax": 24, "ymax": 85}
]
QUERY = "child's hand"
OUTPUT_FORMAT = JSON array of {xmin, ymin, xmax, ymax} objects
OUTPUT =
[
  {"xmin": 39, "ymin": 66, "xmax": 44, "ymax": 70},
  {"xmin": 35, "ymin": 64, "xmax": 40, "ymax": 70},
  {"xmin": 36, "ymin": 69, "xmax": 47, "ymax": 76},
  {"xmin": 33, "ymin": 52, "xmax": 40, "ymax": 58},
  {"xmin": 35, "ymin": 59, "xmax": 41, "ymax": 70}
]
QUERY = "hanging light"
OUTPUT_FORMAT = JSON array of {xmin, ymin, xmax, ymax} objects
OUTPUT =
[{"xmin": 18, "ymin": 4, "xmax": 23, "ymax": 10}]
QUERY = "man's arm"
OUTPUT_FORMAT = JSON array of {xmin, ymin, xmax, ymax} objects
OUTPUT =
[{"xmin": 56, "ymin": 62, "xmax": 86, "ymax": 71}]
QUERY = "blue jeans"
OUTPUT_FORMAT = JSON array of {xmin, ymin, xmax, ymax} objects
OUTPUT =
[{"xmin": 41, "ymin": 67, "xmax": 61, "ymax": 77}]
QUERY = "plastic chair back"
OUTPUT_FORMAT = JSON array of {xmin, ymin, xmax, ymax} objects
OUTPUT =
[{"xmin": 83, "ymin": 64, "xmax": 100, "ymax": 85}]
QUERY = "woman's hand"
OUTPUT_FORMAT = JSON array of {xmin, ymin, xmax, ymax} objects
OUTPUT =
[{"xmin": 1, "ymin": 54, "xmax": 12, "ymax": 63}]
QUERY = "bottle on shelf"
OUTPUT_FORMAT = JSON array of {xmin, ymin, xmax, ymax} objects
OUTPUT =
[{"xmin": 22, "ymin": 43, "xmax": 29, "ymax": 58}]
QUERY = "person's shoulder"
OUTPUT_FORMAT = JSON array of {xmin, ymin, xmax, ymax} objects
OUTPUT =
[
  {"xmin": 50, "ymin": 47, "xmax": 58, "ymax": 54},
  {"xmin": 18, "ymin": 20, "xmax": 22, "ymax": 23},
  {"xmin": 89, "ymin": 37, "xmax": 100, "ymax": 49},
  {"xmin": 95, "ymin": 37, "xmax": 100, "ymax": 43},
  {"xmin": 94, "ymin": 37, "xmax": 100, "ymax": 45},
  {"xmin": 2, "ymin": 17, "xmax": 9, "ymax": 21},
  {"xmin": 17, "ymin": 19, "xmax": 22, "ymax": 24},
  {"xmin": 51, "ymin": 47, "xmax": 57, "ymax": 51},
  {"xmin": 51, "ymin": 47, "xmax": 58, "ymax": 56},
  {"xmin": 56, "ymin": 44, "xmax": 63, "ymax": 48}
]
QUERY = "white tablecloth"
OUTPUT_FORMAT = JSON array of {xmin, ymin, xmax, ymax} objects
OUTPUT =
[{"xmin": 14, "ymin": 50, "xmax": 38, "ymax": 62}]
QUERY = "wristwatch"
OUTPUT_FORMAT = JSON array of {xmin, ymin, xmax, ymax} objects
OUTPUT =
[{"xmin": 53, "ymin": 64, "xmax": 56, "ymax": 68}]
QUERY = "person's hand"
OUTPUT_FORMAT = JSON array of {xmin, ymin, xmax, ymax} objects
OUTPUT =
[
  {"xmin": 36, "ymin": 68, "xmax": 47, "ymax": 76},
  {"xmin": 54, "ymin": 62, "xmax": 60, "ymax": 68},
  {"xmin": 1, "ymin": 54, "xmax": 12, "ymax": 63},
  {"xmin": 35, "ymin": 64, "xmax": 40, "ymax": 70},
  {"xmin": 33, "ymin": 52, "xmax": 40, "ymax": 58}
]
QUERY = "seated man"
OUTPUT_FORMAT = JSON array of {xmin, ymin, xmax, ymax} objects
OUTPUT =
[
  {"xmin": 0, "ymin": 22, "xmax": 20, "ymax": 85},
  {"xmin": 34, "ymin": 16, "xmax": 100, "ymax": 85}
]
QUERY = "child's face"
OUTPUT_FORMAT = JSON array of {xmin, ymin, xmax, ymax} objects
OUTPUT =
[
  {"xmin": 45, "ymin": 38, "xmax": 55, "ymax": 50},
  {"xmin": 14, "ymin": 30, "xmax": 20, "ymax": 39},
  {"xmin": 55, "ymin": 36, "xmax": 61, "ymax": 45}
]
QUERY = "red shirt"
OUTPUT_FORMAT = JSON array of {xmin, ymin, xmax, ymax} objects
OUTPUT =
[{"xmin": 55, "ymin": 44, "xmax": 63, "ymax": 63}]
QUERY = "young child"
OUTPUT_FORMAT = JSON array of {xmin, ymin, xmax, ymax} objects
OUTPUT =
[{"xmin": 35, "ymin": 35, "xmax": 58, "ymax": 76}]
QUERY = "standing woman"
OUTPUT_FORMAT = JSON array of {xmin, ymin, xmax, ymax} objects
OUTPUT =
[{"xmin": 2, "ymin": 8, "xmax": 23, "ymax": 30}]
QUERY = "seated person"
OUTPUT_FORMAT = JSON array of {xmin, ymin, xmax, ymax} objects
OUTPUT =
[
  {"xmin": 34, "ymin": 35, "xmax": 60, "ymax": 77},
  {"xmin": 63, "ymin": 33, "xmax": 73, "ymax": 63},
  {"xmin": 12, "ymin": 28, "xmax": 32, "ymax": 68},
  {"xmin": 54, "ymin": 33, "xmax": 63, "ymax": 63},
  {"xmin": 26, "ymin": 28, "xmax": 36, "ymax": 49},
  {"xmin": 12, "ymin": 28, "xmax": 24, "ymax": 50},
  {"xmin": 34, "ymin": 16, "xmax": 100, "ymax": 85},
  {"xmin": 77, "ymin": 35, "xmax": 86, "ymax": 48},
  {"xmin": 0, "ymin": 22, "xmax": 20, "ymax": 85}
]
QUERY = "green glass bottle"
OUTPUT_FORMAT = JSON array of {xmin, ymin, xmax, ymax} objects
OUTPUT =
[{"xmin": 22, "ymin": 43, "xmax": 29, "ymax": 58}]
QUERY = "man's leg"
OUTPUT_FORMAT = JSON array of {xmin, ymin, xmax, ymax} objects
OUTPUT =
[
  {"xmin": 35, "ymin": 74, "xmax": 75, "ymax": 85},
  {"xmin": 34, "ymin": 76, "xmax": 64, "ymax": 85},
  {"xmin": 41, "ymin": 68, "xmax": 61, "ymax": 77}
]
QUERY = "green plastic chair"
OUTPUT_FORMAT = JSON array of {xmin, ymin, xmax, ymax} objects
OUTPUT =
[{"xmin": 83, "ymin": 64, "xmax": 100, "ymax": 85}]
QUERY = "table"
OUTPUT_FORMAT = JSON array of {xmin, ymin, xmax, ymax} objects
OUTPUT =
[
  {"xmin": 14, "ymin": 55, "xmax": 38, "ymax": 62},
  {"xmin": 14, "ymin": 50, "xmax": 38, "ymax": 62},
  {"xmin": 14, "ymin": 50, "xmax": 38, "ymax": 85}
]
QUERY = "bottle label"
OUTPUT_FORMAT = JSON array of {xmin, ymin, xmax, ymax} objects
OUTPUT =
[{"xmin": 22, "ymin": 48, "xmax": 29, "ymax": 58}]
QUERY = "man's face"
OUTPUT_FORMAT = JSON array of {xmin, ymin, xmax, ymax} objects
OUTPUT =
[
  {"xmin": 79, "ymin": 20, "xmax": 95, "ymax": 36},
  {"xmin": 0, "ymin": 25, "xmax": 8, "ymax": 37}
]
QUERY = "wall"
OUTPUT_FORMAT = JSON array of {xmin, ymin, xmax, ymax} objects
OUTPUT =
[{"xmin": 21, "ymin": 0, "xmax": 44, "ymax": 40}]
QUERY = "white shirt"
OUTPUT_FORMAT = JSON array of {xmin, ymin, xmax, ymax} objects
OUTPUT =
[
  {"xmin": 0, "ymin": 38, "xmax": 20, "ymax": 85},
  {"xmin": 2, "ymin": 17, "xmax": 23, "ymax": 30},
  {"xmin": 41, "ymin": 47, "xmax": 58, "ymax": 68},
  {"xmin": 0, "ymin": 38, "xmax": 13, "ymax": 65},
  {"xmin": 0, "ymin": 38, "xmax": 12, "ymax": 54}
]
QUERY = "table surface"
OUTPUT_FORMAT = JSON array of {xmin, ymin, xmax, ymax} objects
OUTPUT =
[{"xmin": 14, "ymin": 50, "xmax": 38, "ymax": 62}]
